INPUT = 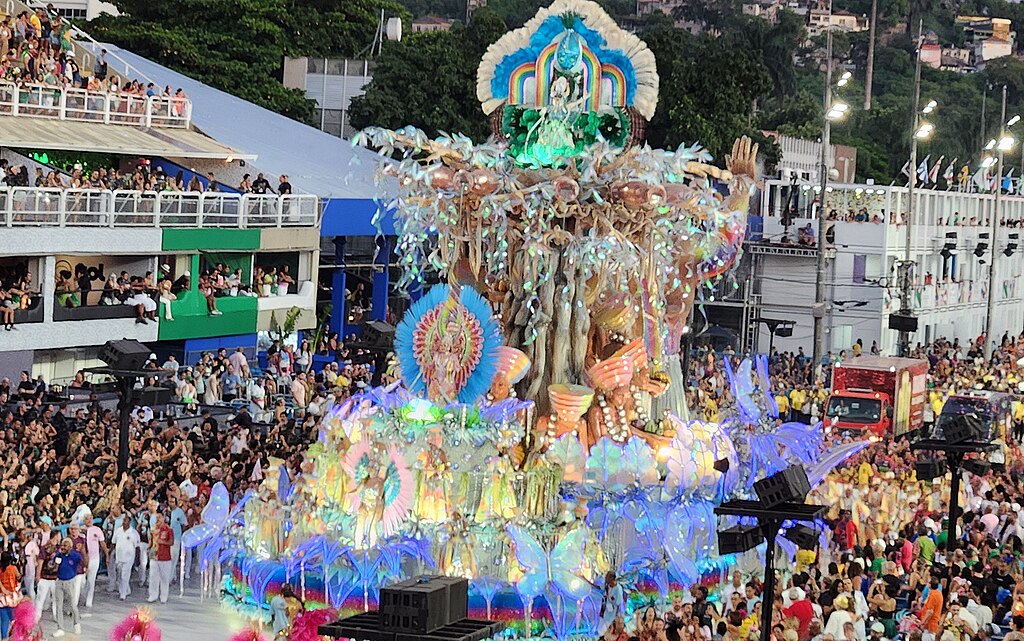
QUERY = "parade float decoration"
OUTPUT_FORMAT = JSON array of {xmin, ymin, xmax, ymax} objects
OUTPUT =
[{"xmin": 189, "ymin": 1, "xmax": 870, "ymax": 638}]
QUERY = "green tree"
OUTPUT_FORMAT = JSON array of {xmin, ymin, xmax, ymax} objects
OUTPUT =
[
  {"xmin": 641, "ymin": 23, "xmax": 774, "ymax": 160},
  {"xmin": 87, "ymin": 0, "xmax": 407, "ymax": 124},
  {"xmin": 348, "ymin": 11, "xmax": 506, "ymax": 139}
]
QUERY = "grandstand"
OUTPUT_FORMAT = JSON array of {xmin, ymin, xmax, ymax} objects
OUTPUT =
[{"xmin": 0, "ymin": 2, "xmax": 393, "ymax": 381}]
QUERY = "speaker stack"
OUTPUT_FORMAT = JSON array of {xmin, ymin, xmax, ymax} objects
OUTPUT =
[{"xmin": 379, "ymin": 576, "xmax": 469, "ymax": 638}]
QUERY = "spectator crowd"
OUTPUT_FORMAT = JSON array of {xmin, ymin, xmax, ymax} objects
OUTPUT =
[{"xmin": 0, "ymin": 332, "xmax": 382, "ymax": 637}]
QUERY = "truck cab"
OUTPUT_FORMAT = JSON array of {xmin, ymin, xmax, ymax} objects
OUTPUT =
[{"xmin": 825, "ymin": 388, "xmax": 891, "ymax": 435}]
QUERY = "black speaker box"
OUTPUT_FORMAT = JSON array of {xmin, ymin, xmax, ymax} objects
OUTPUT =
[
  {"xmin": 754, "ymin": 465, "xmax": 811, "ymax": 507},
  {"xmin": 888, "ymin": 314, "xmax": 918, "ymax": 333},
  {"xmin": 98, "ymin": 339, "xmax": 151, "ymax": 371},
  {"xmin": 718, "ymin": 524, "xmax": 763, "ymax": 555},
  {"xmin": 380, "ymin": 576, "xmax": 467, "ymax": 634},
  {"xmin": 945, "ymin": 413, "xmax": 983, "ymax": 444}
]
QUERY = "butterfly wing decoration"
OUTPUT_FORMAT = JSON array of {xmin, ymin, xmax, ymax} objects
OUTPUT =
[
  {"xmin": 546, "ymin": 435, "xmax": 586, "ymax": 484},
  {"xmin": 621, "ymin": 437, "xmax": 660, "ymax": 487},
  {"xmin": 506, "ymin": 525, "xmax": 591, "ymax": 603},
  {"xmin": 181, "ymin": 483, "xmax": 253, "ymax": 571}
]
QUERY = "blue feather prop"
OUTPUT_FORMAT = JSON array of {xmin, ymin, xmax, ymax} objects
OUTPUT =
[{"xmin": 394, "ymin": 284, "xmax": 503, "ymax": 405}]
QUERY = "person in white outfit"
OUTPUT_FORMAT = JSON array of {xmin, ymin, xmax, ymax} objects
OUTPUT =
[
  {"xmin": 147, "ymin": 514, "xmax": 174, "ymax": 604},
  {"xmin": 84, "ymin": 515, "xmax": 107, "ymax": 608},
  {"xmin": 22, "ymin": 529, "xmax": 38, "ymax": 600},
  {"xmin": 34, "ymin": 532, "xmax": 61, "ymax": 623},
  {"xmin": 111, "ymin": 518, "xmax": 140, "ymax": 601}
]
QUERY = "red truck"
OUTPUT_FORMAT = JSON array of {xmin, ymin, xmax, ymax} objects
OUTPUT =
[{"xmin": 825, "ymin": 356, "xmax": 929, "ymax": 437}]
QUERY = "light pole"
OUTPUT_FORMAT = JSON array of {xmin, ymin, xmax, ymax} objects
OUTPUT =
[
  {"xmin": 896, "ymin": 24, "xmax": 928, "ymax": 358},
  {"xmin": 983, "ymin": 86, "xmax": 1014, "ymax": 358},
  {"xmin": 811, "ymin": 25, "xmax": 850, "ymax": 380}
]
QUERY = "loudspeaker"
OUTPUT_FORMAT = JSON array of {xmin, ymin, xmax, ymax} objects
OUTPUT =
[
  {"xmin": 754, "ymin": 465, "xmax": 811, "ymax": 507},
  {"xmin": 944, "ymin": 413, "xmax": 983, "ymax": 444},
  {"xmin": 784, "ymin": 524, "xmax": 818, "ymax": 550},
  {"xmin": 360, "ymin": 320, "xmax": 395, "ymax": 350},
  {"xmin": 718, "ymin": 524, "xmax": 762, "ymax": 555},
  {"xmin": 379, "ymin": 576, "xmax": 469, "ymax": 634},
  {"xmin": 135, "ymin": 386, "xmax": 173, "ymax": 408},
  {"xmin": 915, "ymin": 459, "xmax": 946, "ymax": 481},
  {"xmin": 888, "ymin": 314, "xmax": 918, "ymax": 333},
  {"xmin": 98, "ymin": 339, "xmax": 151, "ymax": 372},
  {"xmin": 963, "ymin": 459, "xmax": 991, "ymax": 476}
]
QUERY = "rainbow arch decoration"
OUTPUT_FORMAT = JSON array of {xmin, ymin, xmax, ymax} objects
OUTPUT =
[{"xmin": 477, "ymin": 0, "xmax": 659, "ymax": 120}]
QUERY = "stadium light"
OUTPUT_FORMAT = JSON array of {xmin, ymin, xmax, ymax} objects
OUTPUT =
[
  {"xmin": 1008, "ymin": 115, "xmax": 1021, "ymax": 127},
  {"xmin": 915, "ymin": 122, "xmax": 935, "ymax": 139},
  {"xmin": 837, "ymin": 71, "xmax": 852, "ymax": 87},
  {"xmin": 999, "ymin": 135, "xmax": 1015, "ymax": 151},
  {"xmin": 922, "ymin": 100, "xmax": 937, "ymax": 114}
]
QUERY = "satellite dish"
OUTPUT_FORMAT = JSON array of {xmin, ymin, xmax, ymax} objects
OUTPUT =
[{"xmin": 386, "ymin": 17, "xmax": 403, "ymax": 42}]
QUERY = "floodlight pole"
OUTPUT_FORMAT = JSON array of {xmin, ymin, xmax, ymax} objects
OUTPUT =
[{"xmin": 984, "ymin": 85, "xmax": 1007, "ymax": 359}]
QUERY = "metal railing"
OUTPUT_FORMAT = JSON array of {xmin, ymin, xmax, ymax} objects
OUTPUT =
[
  {"xmin": 1, "ymin": 188, "xmax": 319, "ymax": 228},
  {"xmin": 0, "ymin": 81, "xmax": 192, "ymax": 128}
]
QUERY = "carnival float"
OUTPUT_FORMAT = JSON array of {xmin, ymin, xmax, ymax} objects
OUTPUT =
[{"xmin": 187, "ymin": 1, "xmax": 868, "ymax": 638}]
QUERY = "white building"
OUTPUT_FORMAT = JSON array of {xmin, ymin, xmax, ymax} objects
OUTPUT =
[
  {"xmin": 768, "ymin": 133, "xmax": 858, "ymax": 183},
  {"xmin": 282, "ymin": 57, "xmax": 374, "ymax": 139},
  {"xmin": 705, "ymin": 180, "xmax": 1024, "ymax": 356},
  {"xmin": 47, "ymin": 0, "xmax": 117, "ymax": 21}
]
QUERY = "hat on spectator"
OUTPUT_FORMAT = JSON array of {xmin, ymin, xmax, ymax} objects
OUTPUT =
[
  {"xmin": 66, "ymin": 50, "xmax": 74, "ymax": 57},
  {"xmin": 870, "ymin": 623, "xmax": 885, "ymax": 634},
  {"xmin": 161, "ymin": 264, "xmax": 171, "ymax": 272}
]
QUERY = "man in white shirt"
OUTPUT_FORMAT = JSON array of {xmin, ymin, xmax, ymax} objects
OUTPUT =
[
  {"xmin": 84, "ymin": 514, "xmax": 107, "ymax": 608},
  {"xmin": 228, "ymin": 347, "xmax": 249, "ymax": 377},
  {"xmin": 161, "ymin": 355, "xmax": 180, "ymax": 373},
  {"xmin": 23, "ymin": 529, "xmax": 39, "ymax": 600},
  {"xmin": 111, "ymin": 517, "xmax": 140, "ymax": 600}
]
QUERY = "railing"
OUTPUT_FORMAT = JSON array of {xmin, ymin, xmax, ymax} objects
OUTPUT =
[
  {"xmin": 1, "ymin": 188, "xmax": 319, "ymax": 228},
  {"xmin": 0, "ymin": 81, "xmax": 192, "ymax": 128}
]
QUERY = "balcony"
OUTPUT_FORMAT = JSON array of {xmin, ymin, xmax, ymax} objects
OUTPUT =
[
  {"xmin": 51, "ymin": 291, "xmax": 159, "ymax": 322},
  {"xmin": 0, "ymin": 189, "xmax": 319, "ymax": 229},
  {"xmin": 0, "ymin": 82, "xmax": 192, "ymax": 129}
]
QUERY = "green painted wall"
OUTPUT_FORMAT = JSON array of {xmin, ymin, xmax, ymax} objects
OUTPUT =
[
  {"xmin": 157, "ymin": 254, "xmax": 258, "ymax": 341},
  {"xmin": 162, "ymin": 228, "xmax": 261, "ymax": 251}
]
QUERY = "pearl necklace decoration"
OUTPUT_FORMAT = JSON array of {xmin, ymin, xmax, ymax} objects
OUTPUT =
[
  {"xmin": 596, "ymin": 392, "xmax": 630, "ymax": 442},
  {"xmin": 630, "ymin": 384, "xmax": 649, "ymax": 427}
]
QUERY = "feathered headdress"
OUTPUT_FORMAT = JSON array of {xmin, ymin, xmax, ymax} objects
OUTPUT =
[
  {"xmin": 10, "ymin": 600, "xmax": 39, "ymax": 641},
  {"xmin": 227, "ymin": 629, "xmax": 268, "ymax": 641},
  {"xmin": 109, "ymin": 608, "xmax": 161, "ymax": 641},
  {"xmin": 290, "ymin": 609, "xmax": 338, "ymax": 641}
]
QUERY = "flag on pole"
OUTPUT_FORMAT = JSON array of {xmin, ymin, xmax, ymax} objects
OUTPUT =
[
  {"xmin": 917, "ymin": 155, "xmax": 931, "ymax": 185},
  {"xmin": 942, "ymin": 157, "xmax": 958, "ymax": 185},
  {"xmin": 958, "ymin": 164, "xmax": 970, "ymax": 191},
  {"xmin": 1003, "ymin": 168, "xmax": 1016, "ymax": 193},
  {"xmin": 928, "ymin": 155, "xmax": 945, "ymax": 184},
  {"xmin": 900, "ymin": 159, "xmax": 912, "ymax": 179},
  {"xmin": 972, "ymin": 165, "xmax": 988, "ymax": 192}
]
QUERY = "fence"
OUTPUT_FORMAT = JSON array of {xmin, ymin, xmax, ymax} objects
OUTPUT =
[
  {"xmin": 0, "ymin": 81, "xmax": 192, "ymax": 128},
  {"xmin": 1, "ymin": 188, "xmax": 319, "ymax": 228}
]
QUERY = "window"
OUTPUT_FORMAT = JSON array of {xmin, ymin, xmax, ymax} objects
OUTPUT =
[{"xmin": 852, "ymin": 254, "xmax": 866, "ymax": 283}]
